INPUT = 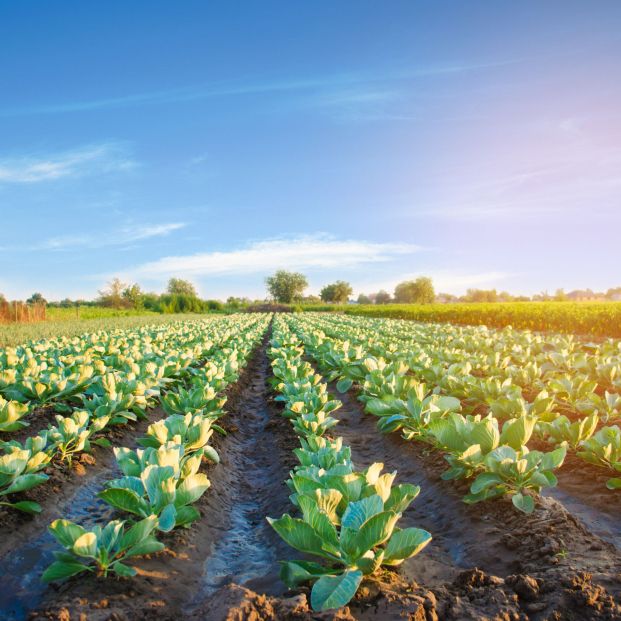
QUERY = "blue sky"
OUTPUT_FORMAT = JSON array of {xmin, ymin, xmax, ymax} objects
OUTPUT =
[{"xmin": 1, "ymin": 1, "xmax": 620, "ymax": 300}]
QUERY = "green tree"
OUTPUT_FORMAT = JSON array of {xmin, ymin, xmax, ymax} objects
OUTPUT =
[
  {"xmin": 167, "ymin": 278, "xmax": 198, "ymax": 297},
  {"xmin": 320, "ymin": 280, "xmax": 353, "ymax": 303},
  {"xmin": 98, "ymin": 278, "xmax": 128, "ymax": 308},
  {"xmin": 265, "ymin": 270, "xmax": 308, "ymax": 303},
  {"xmin": 394, "ymin": 277, "xmax": 435, "ymax": 304},
  {"xmin": 375, "ymin": 290, "xmax": 391, "ymax": 304},
  {"xmin": 357, "ymin": 293, "xmax": 372, "ymax": 304},
  {"xmin": 26, "ymin": 292, "xmax": 47, "ymax": 305},
  {"xmin": 122, "ymin": 284, "xmax": 144, "ymax": 309},
  {"xmin": 463, "ymin": 288, "xmax": 498, "ymax": 303}
]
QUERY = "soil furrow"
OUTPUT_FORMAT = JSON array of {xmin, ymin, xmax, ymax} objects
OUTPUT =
[
  {"xmin": 28, "ymin": 334, "xmax": 298, "ymax": 621},
  {"xmin": 0, "ymin": 406, "xmax": 169, "ymax": 555},
  {"xmin": 0, "ymin": 407, "xmax": 168, "ymax": 620},
  {"xmin": 542, "ymin": 452, "xmax": 621, "ymax": 549},
  {"xmin": 324, "ymin": 381, "xmax": 509, "ymax": 585},
  {"xmin": 332, "ymin": 384, "xmax": 621, "ymax": 611}
]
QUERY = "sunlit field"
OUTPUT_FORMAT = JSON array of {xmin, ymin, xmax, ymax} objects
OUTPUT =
[
  {"xmin": 307, "ymin": 301, "xmax": 621, "ymax": 338},
  {"xmin": 0, "ymin": 311, "xmax": 620, "ymax": 619},
  {"xmin": 3, "ymin": 1, "xmax": 621, "ymax": 619}
]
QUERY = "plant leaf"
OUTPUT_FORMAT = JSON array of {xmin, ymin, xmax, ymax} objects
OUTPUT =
[{"xmin": 310, "ymin": 569, "xmax": 363, "ymax": 611}]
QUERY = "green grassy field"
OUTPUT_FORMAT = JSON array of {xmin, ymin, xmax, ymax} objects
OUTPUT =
[{"xmin": 45, "ymin": 307, "xmax": 161, "ymax": 321}]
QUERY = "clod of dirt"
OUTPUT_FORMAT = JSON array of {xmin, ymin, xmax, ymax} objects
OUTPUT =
[
  {"xmin": 563, "ymin": 571, "xmax": 621, "ymax": 615},
  {"xmin": 454, "ymin": 568, "xmax": 504, "ymax": 590},
  {"xmin": 79, "ymin": 454, "xmax": 97, "ymax": 466},
  {"xmin": 505, "ymin": 574, "xmax": 540, "ymax": 601},
  {"xmin": 72, "ymin": 462, "xmax": 87, "ymax": 476},
  {"xmin": 190, "ymin": 583, "xmax": 356, "ymax": 621}
]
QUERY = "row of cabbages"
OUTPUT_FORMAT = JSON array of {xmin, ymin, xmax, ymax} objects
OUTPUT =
[
  {"xmin": 42, "ymin": 315, "xmax": 270, "ymax": 582},
  {"xmin": 288, "ymin": 315, "xmax": 568, "ymax": 512},
  {"xmin": 291, "ymin": 313, "xmax": 621, "ymax": 494},
  {"xmin": 307, "ymin": 312, "xmax": 621, "ymax": 420},
  {"xmin": 0, "ymin": 316, "xmax": 263, "ymax": 514},
  {"xmin": 266, "ymin": 316, "xmax": 431, "ymax": 611}
]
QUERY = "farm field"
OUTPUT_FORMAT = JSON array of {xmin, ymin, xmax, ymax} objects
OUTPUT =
[
  {"xmin": 0, "ymin": 314, "xmax": 205, "ymax": 349},
  {"xmin": 0, "ymin": 313, "xmax": 620, "ymax": 620},
  {"xmin": 300, "ymin": 301, "xmax": 621, "ymax": 339}
]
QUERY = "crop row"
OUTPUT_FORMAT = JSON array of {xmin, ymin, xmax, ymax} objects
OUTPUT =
[
  {"xmin": 300, "ymin": 302, "xmax": 621, "ymax": 339},
  {"xmin": 287, "ymin": 313, "xmax": 621, "ymax": 510},
  {"xmin": 265, "ymin": 316, "xmax": 431, "ymax": 611},
  {"xmin": 0, "ymin": 315, "xmax": 265, "ymax": 514},
  {"xmin": 312, "ymin": 313, "xmax": 621, "ymax": 484},
  {"xmin": 40, "ymin": 315, "xmax": 270, "ymax": 582}
]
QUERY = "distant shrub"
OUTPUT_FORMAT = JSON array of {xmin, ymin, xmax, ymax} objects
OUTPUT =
[{"xmin": 246, "ymin": 303, "xmax": 292, "ymax": 313}]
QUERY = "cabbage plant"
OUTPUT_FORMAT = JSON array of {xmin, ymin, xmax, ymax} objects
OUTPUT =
[
  {"xmin": 0, "ymin": 442, "xmax": 51, "ymax": 513},
  {"xmin": 113, "ymin": 442, "xmax": 210, "ymax": 480},
  {"xmin": 465, "ymin": 444, "xmax": 567, "ymax": 512},
  {"xmin": 42, "ymin": 515, "xmax": 164, "ymax": 582},
  {"xmin": 291, "ymin": 410, "xmax": 339, "ymax": 438},
  {"xmin": 539, "ymin": 413, "xmax": 599, "ymax": 449},
  {"xmin": 268, "ymin": 461, "xmax": 430, "ymax": 611},
  {"xmin": 293, "ymin": 435, "xmax": 351, "ymax": 471},
  {"xmin": 577, "ymin": 426, "xmax": 621, "ymax": 489},
  {"xmin": 162, "ymin": 384, "xmax": 226, "ymax": 418},
  {"xmin": 99, "ymin": 462, "xmax": 210, "ymax": 531},
  {"xmin": 48, "ymin": 410, "xmax": 110, "ymax": 465},
  {"xmin": 0, "ymin": 397, "xmax": 30, "ymax": 432},
  {"xmin": 138, "ymin": 413, "xmax": 221, "ymax": 455},
  {"xmin": 363, "ymin": 382, "xmax": 460, "ymax": 436}
]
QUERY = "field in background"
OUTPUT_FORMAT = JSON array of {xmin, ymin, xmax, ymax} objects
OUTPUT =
[
  {"xmin": 0, "ymin": 313, "xmax": 205, "ymax": 348},
  {"xmin": 296, "ymin": 301, "xmax": 621, "ymax": 339},
  {"xmin": 4, "ymin": 301, "xmax": 621, "ymax": 347},
  {"xmin": 45, "ymin": 307, "xmax": 162, "ymax": 321}
]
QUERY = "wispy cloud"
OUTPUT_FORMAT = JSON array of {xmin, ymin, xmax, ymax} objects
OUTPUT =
[
  {"xmin": 113, "ymin": 234, "xmax": 421, "ymax": 281},
  {"xmin": 408, "ymin": 140, "xmax": 621, "ymax": 222},
  {"xmin": 0, "ymin": 142, "xmax": 136, "ymax": 184},
  {"xmin": 39, "ymin": 222, "xmax": 186, "ymax": 251},
  {"xmin": 0, "ymin": 60, "xmax": 519, "ymax": 118}
]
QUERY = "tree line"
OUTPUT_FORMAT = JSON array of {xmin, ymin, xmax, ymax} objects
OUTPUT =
[{"xmin": 4, "ymin": 272, "xmax": 621, "ymax": 313}]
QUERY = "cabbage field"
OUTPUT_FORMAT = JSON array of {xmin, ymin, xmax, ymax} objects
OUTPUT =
[{"xmin": 0, "ymin": 313, "xmax": 620, "ymax": 620}]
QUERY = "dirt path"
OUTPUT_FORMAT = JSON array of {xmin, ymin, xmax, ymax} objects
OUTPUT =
[{"xmin": 28, "ymin": 333, "xmax": 298, "ymax": 621}]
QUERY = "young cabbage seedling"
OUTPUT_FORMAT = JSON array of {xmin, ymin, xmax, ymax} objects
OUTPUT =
[{"xmin": 42, "ymin": 515, "xmax": 164, "ymax": 582}]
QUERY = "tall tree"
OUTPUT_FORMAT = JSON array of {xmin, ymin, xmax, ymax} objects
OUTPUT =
[
  {"xmin": 394, "ymin": 277, "xmax": 435, "ymax": 304},
  {"xmin": 320, "ymin": 280, "xmax": 353, "ymax": 303},
  {"xmin": 357, "ymin": 293, "xmax": 372, "ymax": 304},
  {"xmin": 265, "ymin": 270, "xmax": 308, "ymax": 303},
  {"xmin": 463, "ymin": 288, "xmax": 498, "ymax": 303},
  {"xmin": 167, "ymin": 278, "xmax": 198, "ymax": 297},
  {"xmin": 26, "ymin": 292, "xmax": 47, "ymax": 305},
  {"xmin": 375, "ymin": 290, "xmax": 391, "ymax": 304},
  {"xmin": 98, "ymin": 278, "xmax": 128, "ymax": 308},
  {"xmin": 122, "ymin": 284, "xmax": 144, "ymax": 309}
]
